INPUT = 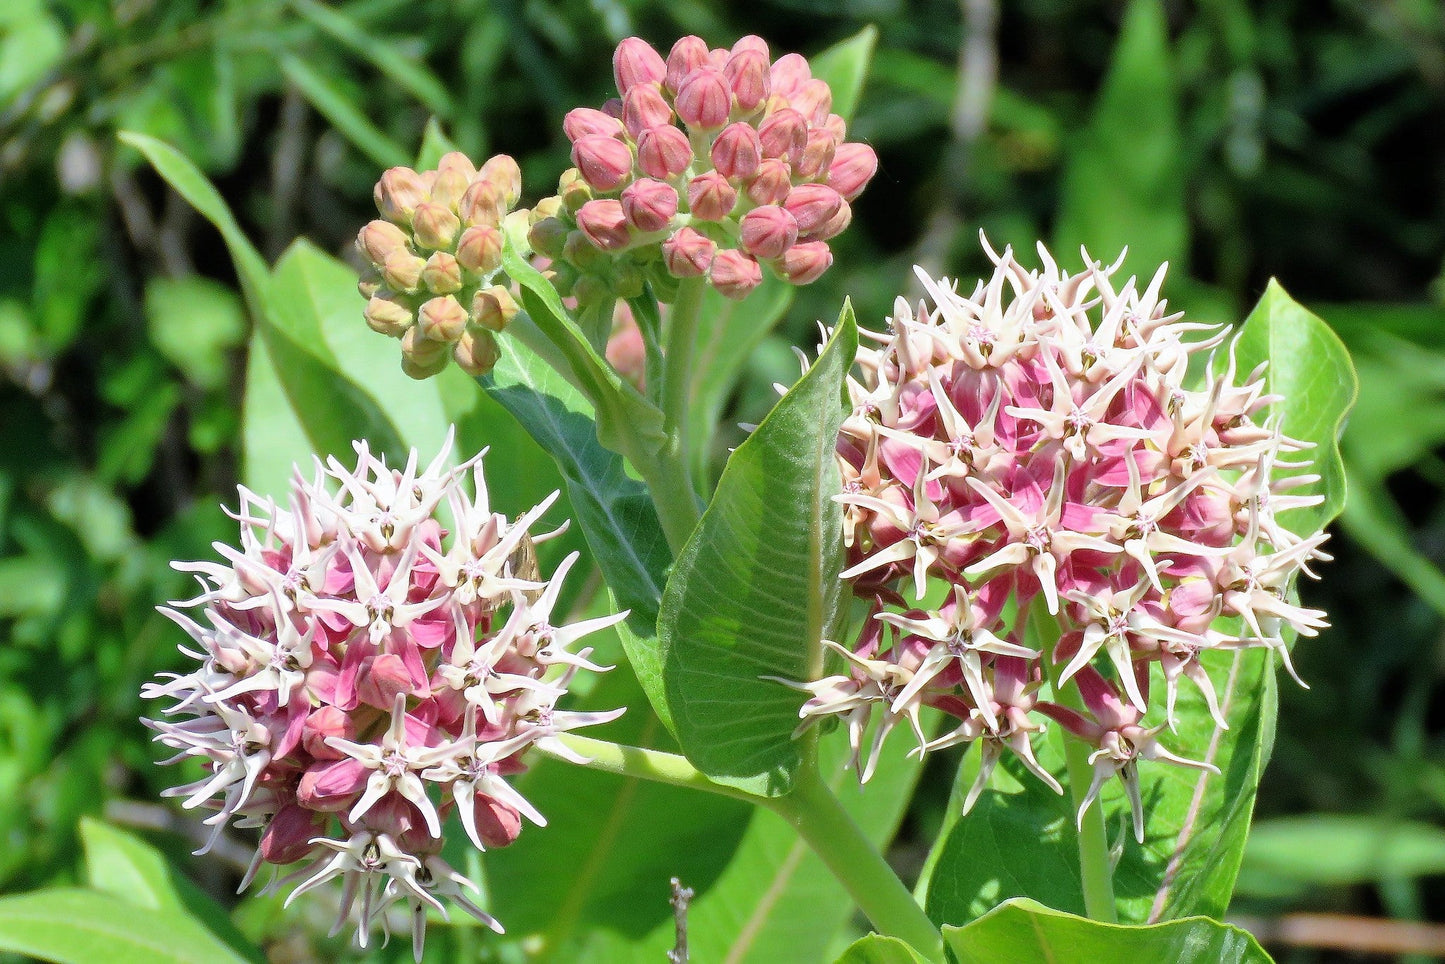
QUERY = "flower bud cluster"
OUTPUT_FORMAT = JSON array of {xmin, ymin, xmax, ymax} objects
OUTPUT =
[
  {"xmin": 530, "ymin": 35, "xmax": 878, "ymax": 303},
  {"xmin": 359, "ymin": 153, "xmax": 527, "ymax": 379},
  {"xmin": 142, "ymin": 435, "xmax": 624, "ymax": 957},
  {"xmin": 798, "ymin": 239, "xmax": 1331, "ymax": 837}
]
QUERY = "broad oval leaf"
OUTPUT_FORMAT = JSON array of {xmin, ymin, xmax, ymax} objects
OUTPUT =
[
  {"xmin": 835, "ymin": 935, "xmax": 930, "ymax": 964},
  {"xmin": 942, "ymin": 898, "xmax": 1270, "ymax": 964},
  {"xmin": 0, "ymin": 888, "xmax": 252, "ymax": 964},
  {"xmin": 809, "ymin": 26, "xmax": 879, "ymax": 128},
  {"xmin": 658, "ymin": 306, "xmax": 857, "ymax": 794}
]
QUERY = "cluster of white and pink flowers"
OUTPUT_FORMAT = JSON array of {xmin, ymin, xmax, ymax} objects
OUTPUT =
[
  {"xmin": 142, "ymin": 436, "xmax": 623, "ymax": 957},
  {"xmin": 800, "ymin": 239, "xmax": 1330, "ymax": 837},
  {"xmin": 530, "ymin": 34, "xmax": 878, "ymax": 303}
]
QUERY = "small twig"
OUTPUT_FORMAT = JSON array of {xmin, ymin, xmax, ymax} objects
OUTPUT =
[
  {"xmin": 1232, "ymin": 913, "xmax": 1445, "ymax": 957},
  {"xmin": 667, "ymin": 876, "xmax": 695, "ymax": 964},
  {"xmin": 103, "ymin": 798, "xmax": 255, "ymax": 872}
]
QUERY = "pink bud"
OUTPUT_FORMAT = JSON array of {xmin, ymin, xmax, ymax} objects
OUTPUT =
[
  {"xmin": 804, "ymin": 198, "xmax": 852, "ymax": 242},
  {"xmin": 724, "ymin": 48, "xmax": 770, "ymax": 112},
  {"xmin": 675, "ymin": 67, "xmax": 732, "ymax": 130},
  {"xmin": 411, "ymin": 201, "xmax": 461, "ymax": 249},
  {"xmin": 417, "ymin": 295, "xmax": 468, "ymax": 343},
  {"xmin": 636, "ymin": 125, "xmax": 693, "ymax": 179},
  {"xmin": 437, "ymin": 150, "xmax": 478, "ymax": 181},
  {"xmin": 298, "ymin": 758, "xmax": 367, "ymax": 810},
  {"xmin": 739, "ymin": 205, "xmax": 798, "ymax": 260},
  {"xmin": 480, "ymin": 154, "xmax": 522, "ymax": 208},
  {"xmin": 565, "ymin": 106, "xmax": 625, "ymax": 142},
  {"xmin": 455, "ymin": 224, "xmax": 503, "ymax": 274},
  {"xmin": 601, "ymin": 97, "xmax": 624, "ymax": 119},
  {"xmin": 364, "ymin": 292, "xmax": 413, "ymax": 337},
  {"xmin": 421, "ymin": 251, "xmax": 463, "ymax": 294},
  {"xmin": 620, "ymin": 178, "xmax": 678, "ymax": 232},
  {"xmin": 732, "ymin": 34, "xmax": 770, "ymax": 57},
  {"xmin": 827, "ymin": 142, "xmax": 878, "ymax": 201},
  {"xmin": 776, "ymin": 240, "xmax": 832, "ymax": 284},
  {"xmin": 374, "ymin": 166, "xmax": 426, "ymax": 222},
  {"xmin": 758, "ymin": 108, "xmax": 808, "ymax": 165},
  {"xmin": 357, "ymin": 219, "xmax": 408, "ymax": 265},
  {"xmin": 459, "ymin": 179, "xmax": 505, "ymax": 226},
  {"xmin": 789, "ymin": 78, "xmax": 833, "ymax": 125},
  {"xmin": 357, "ymin": 652, "xmax": 416, "ymax": 709},
  {"xmin": 382, "ymin": 250, "xmax": 426, "ymax": 291},
  {"xmin": 613, "ymin": 37, "xmax": 666, "ymax": 94},
  {"xmin": 571, "ymin": 134, "xmax": 634, "ymax": 192},
  {"xmin": 577, "ymin": 198, "xmax": 632, "ymax": 250},
  {"xmin": 472, "ymin": 285, "xmax": 519, "ymax": 331},
  {"xmin": 260, "ymin": 804, "xmax": 326, "ymax": 865},
  {"xmin": 745, "ymin": 158, "xmax": 793, "ymax": 206},
  {"xmin": 709, "ymin": 249, "xmax": 763, "ymax": 300},
  {"xmin": 769, "ymin": 52, "xmax": 812, "ymax": 98},
  {"xmin": 821, "ymin": 112, "xmax": 848, "ymax": 142},
  {"xmin": 430, "ymin": 164, "xmax": 471, "ymax": 210},
  {"xmin": 662, "ymin": 226, "xmax": 716, "ymax": 278},
  {"xmin": 623, "ymin": 84, "xmax": 673, "ymax": 139},
  {"xmin": 686, "ymin": 171, "xmax": 737, "ymax": 221},
  {"xmin": 711, "ymin": 122, "xmax": 762, "ymax": 180},
  {"xmin": 666, "ymin": 36, "xmax": 710, "ymax": 95},
  {"xmin": 783, "ymin": 183, "xmax": 843, "ymax": 235},
  {"xmin": 453, "ymin": 328, "xmax": 500, "ymax": 377},
  {"xmin": 303, "ymin": 706, "xmax": 357, "ymax": 759},
  {"xmin": 796, "ymin": 129, "xmax": 838, "ymax": 180},
  {"xmin": 473, "ymin": 795, "xmax": 525, "ymax": 848}
]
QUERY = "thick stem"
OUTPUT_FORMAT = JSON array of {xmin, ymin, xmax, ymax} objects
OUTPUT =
[
  {"xmin": 660, "ymin": 276, "xmax": 706, "ymax": 484},
  {"xmin": 773, "ymin": 767, "xmax": 945, "ymax": 962},
  {"xmin": 535, "ymin": 733, "xmax": 759, "ymax": 804},
  {"xmin": 639, "ymin": 449, "xmax": 703, "ymax": 557}
]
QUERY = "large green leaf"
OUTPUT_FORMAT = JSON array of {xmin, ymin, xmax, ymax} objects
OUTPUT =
[
  {"xmin": 658, "ymin": 307, "xmax": 857, "ymax": 794},
  {"xmin": 0, "ymin": 889, "xmax": 252, "ymax": 964},
  {"xmin": 835, "ymin": 935, "xmax": 930, "ymax": 964},
  {"xmin": 1053, "ymin": 0, "xmax": 1186, "ymax": 273},
  {"xmin": 809, "ymin": 25, "xmax": 879, "ymax": 128},
  {"xmin": 942, "ymin": 899, "xmax": 1270, "ymax": 964}
]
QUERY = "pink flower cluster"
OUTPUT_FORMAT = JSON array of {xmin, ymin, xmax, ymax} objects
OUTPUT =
[
  {"xmin": 530, "ymin": 35, "xmax": 878, "ymax": 303},
  {"xmin": 142, "ymin": 436, "xmax": 623, "ymax": 957},
  {"xmin": 802, "ymin": 240, "xmax": 1331, "ymax": 837}
]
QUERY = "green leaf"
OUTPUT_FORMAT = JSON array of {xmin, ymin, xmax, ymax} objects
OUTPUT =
[
  {"xmin": 1053, "ymin": 0, "xmax": 1186, "ymax": 272},
  {"xmin": 809, "ymin": 25, "xmax": 879, "ymax": 122},
  {"xmin": 145, "ymin": 276, "xmax": 247, "ymax": 389},
  {"xmin": 658, "ymin": 305, "xmax": 857, "ymax": 794},
  {"xmin": 835, "ymin": 935, "xmax": 930, "ymax": 964},
  {"xmin": 942, "ymin": 899, "xmax": 1270, "ymax": 964},
  {"xmin": 0, "ymin": 889, "xmax": 252, "ymax": 964},
  {"xmin": 117, "ymin": 132, "xmax": 270, "ymax": 314},
  {"xmin": 0, "ymin": 7, "xmax": 64, "ymax": 106},
  {"xmin": 241, "ymin": 326, "xmax": 314, "ymax": 494},
  {"xmin": 1239, "ymin": 817, "xmax": 1445, "ymax": 895},
  {"xmin": 280, "ymin": 54, "xmax": 409, "ymax": 168},
  {"xmin": 416, "ymin": 116, "xmax": 461, "ymax": 170},
  {"xmin": 1234, "ymin": 279, "xmax": 1358, "ymax": 535}
]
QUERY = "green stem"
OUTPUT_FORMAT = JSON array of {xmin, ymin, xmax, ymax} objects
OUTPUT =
[
  {"xmin": 535, "ymin": 733, "xmax": 758, "ymax": 804},
  {"xmin": 773, "ymin": 767, "xmax": 946, "ymax": 962},
  {"xmin": 660, "ymin": 276, "xmax": 706, "ymax": 488}
]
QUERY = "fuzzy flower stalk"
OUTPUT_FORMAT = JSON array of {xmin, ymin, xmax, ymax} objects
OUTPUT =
[
  {"xmin": 796, "ymin": 238, "xmax": 1331, "ymax": 838},
  {"xmin": 142, "ymin": 435, "xmax": 624, "ymax": 957}
]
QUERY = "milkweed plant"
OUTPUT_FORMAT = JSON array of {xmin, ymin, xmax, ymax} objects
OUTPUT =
[{"xmin": 130, "ymin": 29, "xmax": 1356, "ymax": 964}]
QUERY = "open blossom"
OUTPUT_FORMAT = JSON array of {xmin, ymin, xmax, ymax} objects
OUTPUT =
[
  {"xmin": 796, "ymin": 237, "xmax": 1331, "ymax": 836},
  {"xmin": 142, "ymin": 433, "xmax": 624, "ymax": 957},
  {"xmin": 530, "ymin": 35, "xmax": 878, "ymax": 303}
]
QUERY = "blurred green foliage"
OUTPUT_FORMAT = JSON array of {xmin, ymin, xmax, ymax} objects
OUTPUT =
[{"xmin": 1, "ymin": 0, "xmax": 1443, "ymax": 960}]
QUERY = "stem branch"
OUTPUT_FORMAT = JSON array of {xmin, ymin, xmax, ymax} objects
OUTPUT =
[{"xmin": 535, "ymin": 733, "xmax": 758, "ymax": 804}]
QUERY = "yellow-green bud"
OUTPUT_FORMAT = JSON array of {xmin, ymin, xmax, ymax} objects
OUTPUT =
[
  {"xmin": 357, "ymin": 265, "xmax": 383, "ymax": 299},
  {"xmin": 437, "ymin": 150, "xmax": 478, "ymax": 182},
  {"xmin": 431, "ymin": 166, "xmax": 471, "ymax": 211},
  {"xmin": 455, "ymin": 225, "xmax": 503, "ymax": 275},
  {"xmin": 401, "ymin": 325, "xmax": 450, "ymax": 378},
  {"xmin": 614, "ymin": 262, "xmax": 646, "ymax": 300},
  {"xmin": 459, "ymin": 180, "xmax": 504, "ymax": 228},
  {"xmin": 563, "ymin": 229, "xmax": 604, "ymax": 270},
  {"xmin": 527, "ymin": 216, "xmax": 568, "ymax": 260},
  {"xmin": 375, "ymin": 167, "xmax": 427, "ymax": 224},
  {"xmin": 422, "ymin": 251, "xmax": 463, "ymax": 294},
  {"xmin": 572, "ymin": 274, "xmax": 611, "ymax": 307},
  {"xmin": 560, "ymin": 168, "xmax": 592, "ymax": 213},
  {"xmin": 479, "ymin": 154, "xmax": 522, "ymax": 209},
  {"xmin": 453, "ymin": 328, "xmax": 501, "ymax": 377},
  {"xmin": 358, "ymin": 219, "xmax": 409, "ymax": 266},
  {"xmin": 364, "ymin": 291, "xmax": 414, "ymax": 337},
  {"xmin": 417, "ymin": 295, "xmax": 468, "ymax": 343},
  {"xmin": 381, "ymin": 250, "xmax": 426, "ymax": 292},
  {"xmin": 411, "ymin": 202, "xmax": 461, "ymax": 250},
  {"xmin": 530, "ymin": 195, "xmax": 564, "ymax": 223},
  {"xmin": 471, "ymin": 285, "xmax": 518, "ymax": 332}
]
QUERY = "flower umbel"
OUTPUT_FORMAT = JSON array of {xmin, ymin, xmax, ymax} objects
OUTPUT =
[
  {"xmin": 800, "ymin": 238, "xmax": 1331, "ymax": 837},
  {"xmin": 143, "ymin": 434, "xmax": 625, "ymax": 956}
]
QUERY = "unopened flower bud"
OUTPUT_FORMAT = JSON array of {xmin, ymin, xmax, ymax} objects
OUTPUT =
[
  {"xmin": 621, "ymin": 179, "xmax": 678, "ymax": 233},
  {"xmin": 374, "ymin": 167, "xmax": 426, "ymax": 223},
  {"xmin": 783, "ymin": 183, "xmax": 843, "ymax": 236},
  {"xmin": 666, "ymin": 36, "xmax": 710, "ymax": 95},
  {"xmin": 821, "ymin": 113, "xmax": 848, "ymax": 142},
  {"xmin": 709, "ymin": 248, "xmax": 762, "ymax": 300},
  {"xmin": 357, "ymin": 265, "xmax": 382, "ymax": 299},
  {"xmin": 471, "ymin": 285, "xmax": 519, "ymax": 331},
  {"xmin": 559, "ymin": 167, "xmax": 593, "ymax": 212},
  {"xmin": 411, "ymin": 202, "xmax": 461, "ymax": 250},
  {"xmin": 725, "ymin": 49, "xmax": 771, "ymax": 112},
  {"xmin": 401, "ymin": 325, "xmax": 450, "ymax": 373},
  {"xmin": 797, "ymin": 129, "xmax": 838, "ymax": 180},
  {"xmin": 675, "ymin": 67, "xmax": 732, "ymax": 130},
  {"xmin": 528, "ymin": 216, "xmax": 568, "ymax": 260},
  {"xmin": 769, "ymin": 52, "xmax": 812, "ymax": 98},
  {"xmin": 711, "ymin": 123, "xmax": 762, "ymax": 180},
  {"xmin": 687, "ymin": 171, "xmax": 737, "ymax": 221},
  {"xmin": 636, "ymin": 125, "xmax": 693, "ymax": 179},
  {"xmin": 732, "ymin": 34, "xmax": 770, "ymax": 57},
  {"xmin": 479, "ymin": 154, "xmax": 523, "ymax": 209},
  {"xmin": 454, "ymin": 329, "xmax": 501, "ymax": 376},
  {"xmin": 790, "ymin": 78, "xmax": 833, "ymax": 125},
  {"xmin": 564, "ymin": 107, "xmax": 626, "ymax": 142},
  {"xmin": 459, "ymin": 179, "xmax": 504, "ymax": 226},
  {"xmin": 418, "ymin": 295, "xmax": 468, "ymax": 343},
  {"xmin": 358, "ymin": 219, "xmax": 409, "ymax": 265},
  {"xmin": 746, "ymin": 158, "xmax": 793, "ymax": 206},
  {"xmin": 431, "ymin": 165, "xmax": 471, "ymax": 211},
  {"xmin": 382, "ymin": 250, "xmax": 426, "ymax": 291},
  {"xmin": 421, "ymin": 251, "xmax": 463, "ymax": 293},
  {"xmin": 662, "ymin": 226, "xmax": 715, "ymax": 278},
  {"xmin": 740, "ymin": 205, "xmax": 799, "ymax": 260},
  {"xmin": 572, "ymin": 273, "xmax": 612, "ymax": 307},
  {"xmin": 563, "ymin": 230, "xmax": 604, "ymax": 270},
  {"xmin": 364, "ymin": 291, "xmax": 413, "ymax": 337},
  {"xmin": 437, "ymin": 151, "xmax": 478, "ymax": 181},
  {"xmin": 572, "ymin": 135, "xmax": 634, "ymax": 192},
  {"xmin": 614, "ymin": 37, "xmax": 666, "ymax": 95},
  {"xmin": 827, "ymin": 142, "xmax": 878, "ymax": 201},
  {"xmin": 776, "ymin": 240, "xmax": 832, "ymax": 284},
  {"xmin": 455, "ymin": 225, "xmax": 503, "ymax": 275},
  {"xmin": 576, "ymin": 199, "xmax": 632, "ymax": 250},
  {"xmin": 804, "ymin": 198, "xmax": 852, "ymax": 242},
  {"xmin": 623, "ymin": 84, "xmax": 673, "ymax": 139},
  {"xmin": 758, "ymin": 108, "xmax": 808, "ymax": 165}
]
